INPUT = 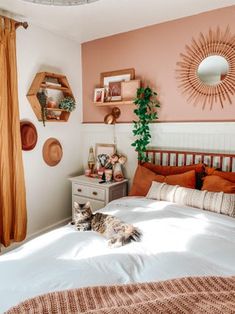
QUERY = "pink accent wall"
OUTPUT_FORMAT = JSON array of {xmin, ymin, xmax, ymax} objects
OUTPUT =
[{"xmin": 82, "ymin": 5, "xmax": 235, "ymax": 123}]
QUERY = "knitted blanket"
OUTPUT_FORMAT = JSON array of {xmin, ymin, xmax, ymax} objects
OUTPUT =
[{"xmin": 6, "ymin": 276, "xmax": 235, "ymax": 314}]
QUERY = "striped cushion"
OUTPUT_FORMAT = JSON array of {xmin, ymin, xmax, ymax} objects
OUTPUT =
[{"xmin": 146, "ymin": 182, "xmax": 235, "ymax": 217}]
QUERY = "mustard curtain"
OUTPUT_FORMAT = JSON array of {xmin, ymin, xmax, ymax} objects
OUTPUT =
[{"xmin": 0, "ymin": 17, "xmax": 27, "ymax": 247}]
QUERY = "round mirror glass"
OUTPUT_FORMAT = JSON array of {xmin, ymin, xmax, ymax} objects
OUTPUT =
[{"xmin": 197, "ymin": 55, "xmax": 229, "ymax": 86}]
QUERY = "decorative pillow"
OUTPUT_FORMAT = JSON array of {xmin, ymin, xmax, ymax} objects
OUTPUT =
[
  {"xmin": 129, "ymin": 166, "xmax": 164, "ymax": 196},
  {"xmin": 129, "ymin": 165, "xmax": 196, "ymax": 196},
  {"xmin": 202, "ymin": 175, "xmax": 235, "ymax": 194},
  {"xmin": 142, "ymin": 162, "xmax": 205, "ymax": 176},
  {"xmin": 142, "ymin": 162, "xmax": 205, "ymax": 189},
  {"xmin": 205, "ymin": 168, "xmax": 235, "ymax": 183},
  {"xmin": 146, "ymin": 181, "xmax": 235, "ymax": 217},
  {"xmin": 164, "ymin": 170, "xmax": 196, "ymax": 189}
]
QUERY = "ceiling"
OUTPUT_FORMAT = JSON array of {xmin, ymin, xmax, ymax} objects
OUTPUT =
[{"xmin": 0, "ymin": 0, "xmax": 235, "ymax": 43}]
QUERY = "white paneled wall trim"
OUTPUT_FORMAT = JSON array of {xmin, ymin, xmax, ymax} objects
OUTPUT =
[{"xmin": 81, "ymin": 122, "xmax": 235, "ymax": 187}]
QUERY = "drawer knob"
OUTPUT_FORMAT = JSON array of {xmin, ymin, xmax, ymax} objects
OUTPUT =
[
  {"xmin": 92, "ymin": 191, "xmax": 98, "ymax": 196},
  {"xmin": 77, "ymin": 188, "xmax": 82, "ymax": 192}
]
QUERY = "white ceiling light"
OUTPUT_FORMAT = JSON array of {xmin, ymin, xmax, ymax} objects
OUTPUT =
[{"xmin": 22, "ymin": 0, "xmax": 99, "ymax": 5}]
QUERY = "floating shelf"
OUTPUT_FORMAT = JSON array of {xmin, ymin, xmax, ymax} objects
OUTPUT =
[
  {"xmin": 94, "ymin": 100, "xmax": 134, "ymax": 107},
  {"xmin": 27, "ymin": 71, "xmax": 74, "ymax": 123},
  {"xmin": 40, "ymin": 83, "xmax": 70, "ymax": 92},
  {"xmin": 46, "ymin": 108, "xmax": 67, "ymax": 112}
]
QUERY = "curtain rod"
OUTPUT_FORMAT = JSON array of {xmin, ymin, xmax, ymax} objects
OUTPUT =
[
  {"xmin": 15, "ymin": 21, "xmax": 29, "ymax": 29},
  {"xmin": 0, "ymin": 12, "xmax": 28, "ymax": 29}
]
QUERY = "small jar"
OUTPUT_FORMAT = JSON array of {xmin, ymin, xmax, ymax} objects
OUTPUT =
[
  {"xmin": 105, "ymin": 169, "xmax": 112, "ymax": 183},
  {"xmin": 85, "ymin": 169, "xmax": 91, "ymax": 177}
]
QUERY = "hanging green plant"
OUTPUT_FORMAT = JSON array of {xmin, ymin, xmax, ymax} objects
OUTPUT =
[
  {"xmin": 131, "ymin": 86, "xmax": 160, "ymax": 162},
  {"xmin": 59, "ymin": 97, "xmax": 76, "ymax": 112},
  {"xmin": 37, "ymin": 90, "xmax": 47, "ymax": 127}
]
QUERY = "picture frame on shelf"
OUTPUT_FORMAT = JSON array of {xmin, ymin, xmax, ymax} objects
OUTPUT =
[
  {"xmin": 121, "ymin": 79, "xmax": 141, "ymax": 101},
  {"xmin": 108, "ymin": 81, "xmax": 122, "ymax": 101},
  {"xmin": 100, "ymin": 68, "xmax": 135, "ymax": 102},
  {"xmin": 94, "ymin": 88, "xmax": 105, "ymax": 103}
]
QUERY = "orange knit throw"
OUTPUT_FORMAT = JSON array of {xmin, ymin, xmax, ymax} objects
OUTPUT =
[{"xmin": 7, "ymin": 276, "xmax": 235, "ymax": 314}]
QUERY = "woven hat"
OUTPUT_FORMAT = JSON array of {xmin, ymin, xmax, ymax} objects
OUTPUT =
[
  {"xmin": 42, "ymin": 138, "xmax": 63, "ymax": 167},
  {"xmin": 20, "ymin": 121, "xmax": 38, "ymax": 151}
]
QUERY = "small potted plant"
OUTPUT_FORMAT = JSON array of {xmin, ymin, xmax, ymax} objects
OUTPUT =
[{"xmin": 58, "ymin": 97, "xmax": 76, "ymax": 112}]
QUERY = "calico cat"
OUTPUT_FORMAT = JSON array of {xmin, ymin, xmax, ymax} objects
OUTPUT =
[{"xmin": 72, "ymin": 202, "xmax": 141, "ymax": 248}]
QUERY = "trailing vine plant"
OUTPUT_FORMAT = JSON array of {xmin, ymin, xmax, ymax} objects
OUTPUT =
[
  {"xmin": 37, "ymin": 89, "xmax": 47, "ymax": 127},
  {"xmin": 132, "ymin": 87, "xmax": 160, "ymax": 162}
]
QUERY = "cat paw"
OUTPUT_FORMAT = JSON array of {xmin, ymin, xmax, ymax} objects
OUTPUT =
[{"xmin": 108, "ymin": 239, "xmax": 122, "ymax": 248}]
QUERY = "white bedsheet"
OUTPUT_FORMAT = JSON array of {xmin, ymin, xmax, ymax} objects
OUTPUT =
[{"xmin": 1, "ymin": 196, "xmax": 235, "ymax": 312}]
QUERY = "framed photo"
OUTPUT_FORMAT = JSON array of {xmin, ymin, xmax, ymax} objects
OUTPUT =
[
  {"xmin": 95, "ymin": 143, "xmax": 116, "ymax": 167},
  {"xmin": 100, "ymin": 68, "xmax": 135, "ymax": 102},
  {"xmin": 94, "ymin": 88, "xmax": 105, "ymax": 103}
]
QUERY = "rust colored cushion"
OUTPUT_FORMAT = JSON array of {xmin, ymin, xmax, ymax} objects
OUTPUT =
[
  {"xmin": 165, "ymin": 170, "xmax": 196, "ymax": 189},
  {"xmin": 205, "ymin": 168, "xmax": 235, "ymax": 183},
  {"xmin": 129, "ymin": 166, "xmax": 164, "ymax": 196},
  {"xmin": 129, "ymin": 165, "xmax": 196, "ymax": 196},
  {"xmin": 205, "ymin": 167, "xmax": 217, "ymax": 175},
  {"xmin": 142, "ymin": 162, "xmax": 204, "ymax": 190},
  {"xmin": 142, "ymin": 162, "xmax": 204, "ymax": 176},
  {"xmin": 202, "ymin": 175, "xmax": 235, "ymax": 194}
]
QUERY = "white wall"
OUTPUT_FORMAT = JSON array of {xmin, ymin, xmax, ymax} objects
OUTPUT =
[
  {"xmin": 81, "ymin": 122, "xmax": 235, "ymax": 189},
  {"xmin": 16, "ymin": 25, "xmax": 83, "ymax": 236}
]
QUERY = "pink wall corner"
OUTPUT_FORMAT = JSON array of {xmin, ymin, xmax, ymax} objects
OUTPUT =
[{"xmin": 82, "ymin": 5, "xmax": 235, "ymax": 123}]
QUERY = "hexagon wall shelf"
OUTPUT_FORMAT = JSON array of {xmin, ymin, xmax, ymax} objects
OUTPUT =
[{"xmin": 27, "ymin": 72, "xmax": 74, "ymax": 123}]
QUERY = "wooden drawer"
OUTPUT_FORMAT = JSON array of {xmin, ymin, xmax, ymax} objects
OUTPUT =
[
  {"xmin": 72, "ymin": 195, "xmax": 105, "ymax": 217},
  {"xmin": 87, "ymin": 186, "xmax": 105, "ymax": 201},
  {"xmin": 72, "ymin": 183, "xmax": 89, "ymax": 197},
  {"xmin": 73, "ymin": 183, "xmax": 105, "ymax": 201}
]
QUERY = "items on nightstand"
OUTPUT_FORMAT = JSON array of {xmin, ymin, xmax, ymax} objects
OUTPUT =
[
  {"xmin": 107, "ymin": 153, "xmax": 127, "ymax": 182},
  {"xmin": 87, "ymin": 147, "xmax": 96, "ymax": 173},
  {"xmin": 104, "ymin": 169, "xmax": 112, "ymax": 183}
]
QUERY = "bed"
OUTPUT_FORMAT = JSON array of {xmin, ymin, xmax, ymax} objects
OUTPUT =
[{"xmin": 1, "ymin": 149, "xmax": 235, "ymax": 313}]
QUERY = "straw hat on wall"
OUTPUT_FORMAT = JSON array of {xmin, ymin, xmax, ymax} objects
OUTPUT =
[
  {"xmin": 42, "ymin": 138, "xmax": 63, "ymax": 167},
  {"xmin": 20, "ymin": 121, "xmax": 38, "ymax": 151}
]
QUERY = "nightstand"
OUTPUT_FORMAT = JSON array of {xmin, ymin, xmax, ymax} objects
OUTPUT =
[{"xmin": 69, "ymin": 175, "xmax": 128, "ymax": 217}]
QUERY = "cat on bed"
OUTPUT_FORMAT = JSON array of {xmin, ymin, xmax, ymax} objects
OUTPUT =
[{"xmin": 72, "ymin": 202, "xmax": 141, "ymax": 248}]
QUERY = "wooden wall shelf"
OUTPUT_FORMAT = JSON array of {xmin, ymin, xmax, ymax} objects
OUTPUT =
[
  {"xmin": 27, "ymin": 71, "xmax": 74, "ymax": 123},
  {"xmin": 94, "ymin": 100, "xmax": 134, "ymax": 107}
]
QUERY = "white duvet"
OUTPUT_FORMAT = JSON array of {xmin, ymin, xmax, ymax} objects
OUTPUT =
[{"xmin": 1, "ymin": 196, "xmax": 235, "ymax": 313}]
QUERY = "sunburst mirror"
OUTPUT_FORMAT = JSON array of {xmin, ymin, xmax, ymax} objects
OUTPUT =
[{"xmin": 176, "ymin": 27, "xmax": 235, "ymax": 109}]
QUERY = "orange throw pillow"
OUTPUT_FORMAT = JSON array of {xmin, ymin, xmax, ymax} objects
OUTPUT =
[
  {"xmin": 129, "ymin": 166, "xmax": 164, "ymax": 196},
  {"xmin": 214, "ymin": 170, "xmax": 235, "ymax": 183},
  {"xmin": 142, "ymin": 162, "xmax": 204, "ymax": 189},
  {"xmin": 202, "ymin": 175, "xmax": 235, "ymax": 193},
  {"xmin": 142, "ymin": 162, "xmax": 204, "ymax": 176},
  {"xmin": 129, "ymin": 165, "xmax": 196, "ymax": 196},
  {"xmin": 165, "ymin": 170, "xmax": 196, "ymax": 189}
]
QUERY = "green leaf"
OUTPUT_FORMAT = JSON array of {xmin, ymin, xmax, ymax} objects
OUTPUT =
[{"xmin": 132, "ymin": 86, "xmax": 160, "ymax": 162}]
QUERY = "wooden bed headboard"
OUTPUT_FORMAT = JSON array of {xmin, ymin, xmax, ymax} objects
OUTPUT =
[{"xmin": 144, "ymin": 149, "xmax": 235, "ymax": 172}]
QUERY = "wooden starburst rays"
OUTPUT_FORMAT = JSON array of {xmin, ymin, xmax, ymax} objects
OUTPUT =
[{"xmin": 176, "ymin": 26, "xmax": 235, "ymax": 109}]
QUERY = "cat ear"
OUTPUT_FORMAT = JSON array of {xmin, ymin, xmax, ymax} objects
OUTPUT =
[
  {"xmin": 84, "ymin": 201, "xmax": 90, "ymax": 208},
  {"xmin": 73, "ymin": 202, "xmax": 79, "ymax": 209}
]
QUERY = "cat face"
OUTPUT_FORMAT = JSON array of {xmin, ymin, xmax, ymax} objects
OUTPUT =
[{"xmin": 74, "ymin": 201, "xmax": 92, "ymax": 215}]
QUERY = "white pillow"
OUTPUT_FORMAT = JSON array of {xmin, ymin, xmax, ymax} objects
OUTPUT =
[{"xmin": 146, "ymin": 181, "xmax": 235, "ymax": 217}]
